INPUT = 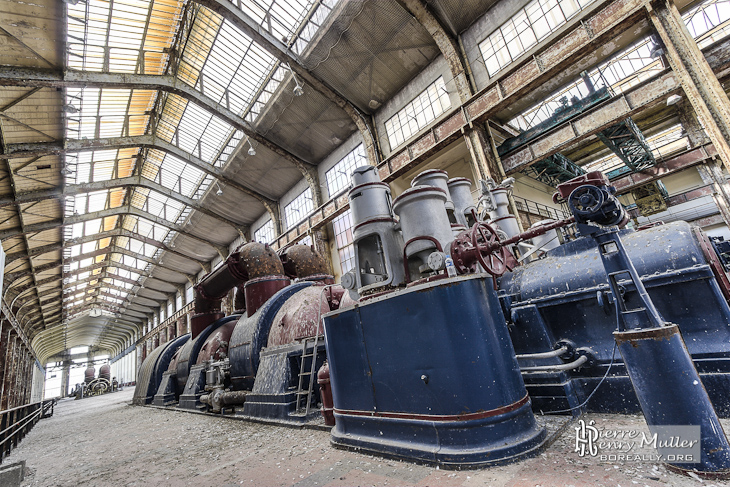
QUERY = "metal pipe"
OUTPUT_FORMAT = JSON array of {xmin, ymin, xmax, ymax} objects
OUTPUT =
[
  {"xmin": 519, "ymin": 354, "xmax": 588, "ymax": 372},
  {"xmin": 515, "ymin": 346, "xmax": 568, "ymax": 361}
]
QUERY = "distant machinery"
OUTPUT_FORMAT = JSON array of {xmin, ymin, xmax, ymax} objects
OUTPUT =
[{"xmin": 74, "ymin": 364, "xmax": 118, "ymax": 399}]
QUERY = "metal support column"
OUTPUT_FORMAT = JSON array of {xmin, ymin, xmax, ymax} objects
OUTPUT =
[
  {"xmin": 647, "ymin": 0, "xmax": 730, "ymax": 174},
  {"xmin": 312, "ymin": 229, "xmax": 334, "ymax": 275},
  {"xmin": 59, "ymin": 361, "xmax": 70, "ymax": 398},
  {"xmin": 465, "ymin": 125, "xmax": 525, "ymax": 232},
  {"xmin": 0, "ymin": 323, "xmax": 7, "ymax": 407},
  {"xmin": 676, "ymin": 99, "xmax": 730, "ymax": 226}
]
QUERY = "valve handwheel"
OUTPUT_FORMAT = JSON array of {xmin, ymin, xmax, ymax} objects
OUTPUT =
[
  {"xmin": 471, "ymin": 222, "xmax": 509, "ymax": 276},
  {"xmin": 568, "ymin": 184, "xmax": 605, "ymax": 218}
]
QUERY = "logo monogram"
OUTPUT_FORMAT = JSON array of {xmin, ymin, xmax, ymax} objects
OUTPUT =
[{"xmin": 575, "ymin": 419, "xmax": 599, "ymax": 457}]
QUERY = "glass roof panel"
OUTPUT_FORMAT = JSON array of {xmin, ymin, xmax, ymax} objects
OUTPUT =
[
  {"xmin": 62, "ymin": 0, "xmax": 333, "ymax": 321},
  {"xmin": 67, "ymin": 0, "xmax": 183, "ymax": 74}
]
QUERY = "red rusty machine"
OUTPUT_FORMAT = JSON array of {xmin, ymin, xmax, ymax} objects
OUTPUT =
[{"xmin": 133, "ymin": 243, "xmax": 345, "ymax": 422}]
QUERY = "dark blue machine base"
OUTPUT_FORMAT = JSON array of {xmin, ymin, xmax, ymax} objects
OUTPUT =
[
  {"xmin": 323, "ymin": 275, "xmax": 547, "ymax": 467},
  {"xmin": 331, "ymin": 399, "xmax": 547, "ymax": 468},
  {"xmin": 240, "ymin": 342, "xmax": 324, "ymax": 422}
]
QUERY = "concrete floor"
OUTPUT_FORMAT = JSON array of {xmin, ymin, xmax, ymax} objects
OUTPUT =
[{"xmin": 5, "ymin": 389, "xmax": 730, "ymax": 487}]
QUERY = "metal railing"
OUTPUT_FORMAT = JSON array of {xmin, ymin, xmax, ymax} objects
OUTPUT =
[
  {"xmin": 0, "ymin": 399, "xmax": 54, "ymax": 464},
  {"xmin": 513, "ymin": 196, "xmax": 569, "ymax": 227}
]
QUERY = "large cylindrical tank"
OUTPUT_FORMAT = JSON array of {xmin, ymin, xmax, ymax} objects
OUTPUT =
[
  {"xmin": 99, "ymin": 364, "xmax": 111, "ymax": 382},
  {"xmin": 412, "ymin": 169, "xmax": 455, "ymax": 212},
  {"xmin": 196, "ymin": 318, "xmax": 238, "ymax": 364},
  {"xmin": 529, "ymin": 219, "xmax": 561, "ymax": 253},
  {"xmin": 84, "ymin": 367, "xmax": 95, "ymax": 384},
  {"xmin": 448, "ymin": 177, "xmax": 476, "ymax": 227},
  {"xmin": 499, "ymin": 221, "xmax": 730, "ymax": 362},
  {"xmin": 175, "ymin": 315, "xmax": 240, "ymax": 395},
  {"xmin": 228, "ymin": 282, "xmax": 313, "ymax": 391},
  {"xmin": 133, "ymin": 334, "xmax": 190, "ymax": 406},
  {"xmin": 392, "ymin": 186, "xmax": 452, "ymax": 257},
  {"xmin": 267, "ymin": 285, "xmax": 331, "ymax": 347},
  {"xmin": 488, "ymin": 188, "xmax": 520, "ymax": 239}
]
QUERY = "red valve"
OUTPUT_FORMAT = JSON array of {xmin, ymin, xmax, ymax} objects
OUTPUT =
[{"xmin": 470, "ymin": 222, "xmax": 510, "ymax": 276}]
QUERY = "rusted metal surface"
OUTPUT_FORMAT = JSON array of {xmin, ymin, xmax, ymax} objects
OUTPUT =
[
  {"xmin": 649, "ymin": 0, "xmax": 730, "ymax": 179},
  {"xmin": 502, "ymin": 71, "xmax": 681, "ymax": 174},
  {"xmin": 693, "ymin": 226, "xmax": 730, "ymax": 303},
  {"xmin": 267, "ymin": 285, "xmax": 332, "ymax": 347},
  {"xmin": 612, "ymin": 144, "xmax": 716, "ymax": 192},
  {"xmin": 195, "ymin": 319, "xmax": 237, "ymax": 365},
  {"xmin": 190, "ymin": 312, "xmax": 224, "ymax": 339},
  {"xmin": 279, "ymin": 245, "xmax": 329, "ymax": 279},
  {"xmin": 193, "ymin": 242, "xmax": 286, "ymax": 330},
  {"xmin": 317, "ymin": 361, "xmax": 335, "ymax": 426},
  {"xmin": 243, "ymin": 276, "xmax": 291, "ymax": 317}
]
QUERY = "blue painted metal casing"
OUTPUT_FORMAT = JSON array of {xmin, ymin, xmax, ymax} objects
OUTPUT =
[
  {"xmin": 323, "ymin": 275, "xmax": 546, "ymax": 467},
  {"xmin": 175, "ymin": 314, "xmax": 241, "ymax": 395},
  {"xmin": 616, "ymin": 325, "xmax": 730, "ymax": 476},
  {"xmin": 229, "ymin": 281, "xmax": 312, "ymax": 391},
  {"xmin": 498, "ymin": 221, "xmax": 730, "ymax": 414},
  {"xmin": 175, "ymin": 315, "xmax": 241, "ymax": 410},
  {"xmin": 132, "ymin": 334, "xmax": 189, "ymax": 406}
]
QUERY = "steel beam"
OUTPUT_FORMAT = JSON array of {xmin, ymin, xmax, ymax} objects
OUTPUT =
[
  {"xmin": 647, "ymin": 0, "xmax": 730, "ymax": 177},
  {"xmin": 63, "ymin": 245, "xmax": 195, "ymax": 279},
  {"xmin": 62, "ymin": 274, "xmax": 168, "ymax": 300},
  {"xmin": 500, "ymin": 71, "xmax": 681, "ymax": 174},
  {"xmin": 0, "ymin": 134, "xmax": 280, "ymax": 226},
  {"xmin": 67, "ymin": 228, "xmax": 207, "ymax": 269},
  {"xmin": 0, "ymin": 67, "xmax": 316, "ymax": 173},
  {"xmin": 0, "ymin": 204, "xmax": 228, "ymax": 256},
  {"xmin": 4, "ymin": 260, "xmax": 61, "ymax": 283},
  {"xmin": 196, "ymin": 0, "xmax": 378, "ymax": 174},
  {"xmin": 395, "ymin": 0, "xmax": 471, "ymax": 102},
  {"xmin": 66, "ymin": 284, "xmax": 160, "ymax": 308},
  {"xmin": 612, "ymin": 143, "xmax": 717, "ymax": 193},
  {"xmin": 0, "ymin": 175, "xmax": 247, "ymax": 231}
]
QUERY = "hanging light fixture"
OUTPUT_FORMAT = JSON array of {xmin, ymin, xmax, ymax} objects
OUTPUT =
[
  {"xmin": 282, "ymin": 63, "xmax": 304, "ymax": 96},
  {"xmin": 247, "ymin": 139, "xmax": 256, "ymax": 156},
  {"xmin": 215, "ymin": 182, "xmax": 223, "ymax": 196}
]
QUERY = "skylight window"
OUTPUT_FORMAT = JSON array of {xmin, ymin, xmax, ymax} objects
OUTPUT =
[
  {"xmin": 509, "ymin": 37, "xmax": 662, "ymax": 131},
  {"xmin": 60, "ymin": 0, "xmax": 333, "ymax": 324}
]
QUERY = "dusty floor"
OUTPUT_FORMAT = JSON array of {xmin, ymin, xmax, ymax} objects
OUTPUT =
[{"xmin": 5, "ymin": 389, "xmax": 730, "ymax": 487}]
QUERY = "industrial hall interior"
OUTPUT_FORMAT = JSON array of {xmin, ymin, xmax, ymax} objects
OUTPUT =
[{"xmin": 4, "ymin": 0, "xmax": 730, "ymax": 485}]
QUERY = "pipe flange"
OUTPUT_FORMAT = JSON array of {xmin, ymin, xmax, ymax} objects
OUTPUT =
[
  {"xmin": 575, "ymin": 347, "xmax": 597, "ymax": 368},
  {"xmin": 554, "ymin": 339, "xmax": 577, "ymax": 361}
]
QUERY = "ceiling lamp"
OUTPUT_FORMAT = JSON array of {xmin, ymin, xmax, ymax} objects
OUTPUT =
[
  {"xmin": 215, "ymin": 182, "xmax": 224, "ymax": 196},
  {"xmin": 667, "ymin": 94, "xmax": 682, "ymax": 106},
  {"xmin": 247, "ymin": 139, "xmax": 256, "ymax": 156},
  {"xmin": 281, "ymin": 63, "xmax": 304, "ymax": 97}
]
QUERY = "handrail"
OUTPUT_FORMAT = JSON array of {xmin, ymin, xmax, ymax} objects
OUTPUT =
[{"xmin": 0, "ymin": 399, "xmax": 54, "ymax": 464}]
